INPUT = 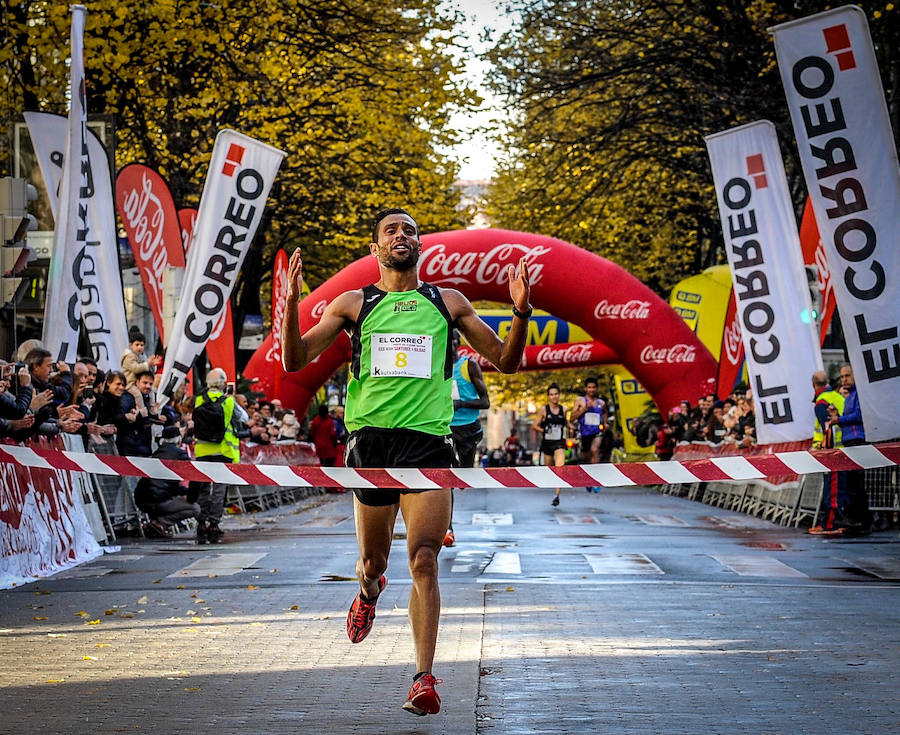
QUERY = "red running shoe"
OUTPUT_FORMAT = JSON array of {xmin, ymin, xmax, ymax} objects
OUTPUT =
[
  {"xmin": 346, "ymin": 575, "xmax": 385, "ymax": 643},
  {"xmin": 402, "ymin": 672, "xmax": 443, "ymax": 716},
  {"xmin": 443, "ymin": 529, "xmax": 455, "ymax": 547}
]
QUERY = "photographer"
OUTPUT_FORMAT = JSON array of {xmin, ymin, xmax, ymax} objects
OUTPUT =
[{"xmin": 0, "ymin": 361, "xmax": 35, "ymax": 438}]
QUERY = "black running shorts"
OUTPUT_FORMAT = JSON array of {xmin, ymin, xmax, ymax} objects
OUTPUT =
[{"xmin": 345, "ymin": 427, "xmax": 458, "ymax": 506}]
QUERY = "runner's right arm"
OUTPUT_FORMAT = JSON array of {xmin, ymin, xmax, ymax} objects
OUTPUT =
[{"xmin": 282, "ymin": 249, "xmax": 361, "ymax": 372}]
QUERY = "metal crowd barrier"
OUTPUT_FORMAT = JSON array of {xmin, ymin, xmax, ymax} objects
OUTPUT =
[{"xmin": 659, "ymin": 467, "xmax": 897, "ymax": 528}]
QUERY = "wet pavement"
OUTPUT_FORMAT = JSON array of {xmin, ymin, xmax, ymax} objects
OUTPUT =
[{"xmin": 1, "ymin": 483, "xmax": 899, "ymax": 734}]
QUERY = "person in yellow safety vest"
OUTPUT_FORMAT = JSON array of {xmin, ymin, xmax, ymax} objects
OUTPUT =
[
  {"xmin": 811, "ymin": 370, "xmax": 844, "ymax": 450},
  {"xmin": 809, "ymin": 369, "xmax": 847, "ymax": 535},
  {"xmin": 189, "ymin": 368, "xmax": 246, "ymax": 544}
]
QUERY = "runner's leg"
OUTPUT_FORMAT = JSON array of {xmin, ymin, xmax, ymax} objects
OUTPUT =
[
  {"xmin": 400, "ymin": 487, "xmax": 451, "ymax": 673},
  {"xmin": 353, "ymin": 496, "xmax": 399, "ymax": 599}
]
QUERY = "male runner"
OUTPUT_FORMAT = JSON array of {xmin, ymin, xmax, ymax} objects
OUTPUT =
[
  {"xmin": 446, "ymin": 330, "xmax": 490, "ymax": 546},
  {"xmin": 282, "ymin": 208, "xmax": 530, "ymax": 716},
  {"xmin": 570, "ymin": 376, "xmax": 607, "ymax": 463}
]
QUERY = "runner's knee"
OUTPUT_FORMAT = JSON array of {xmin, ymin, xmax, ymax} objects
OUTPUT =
[
  {"xmin": 360, "ymin": 553, "xmax": 388, "ymax": 582},
  {"xmin": 408, "ymin": 544, "xmax": 439, "ymax": 580}
]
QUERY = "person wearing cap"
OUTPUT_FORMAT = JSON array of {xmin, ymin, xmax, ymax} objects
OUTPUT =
[{"xmin": 134, "ymin": 425, "xmax": 199, "ymax": 538}]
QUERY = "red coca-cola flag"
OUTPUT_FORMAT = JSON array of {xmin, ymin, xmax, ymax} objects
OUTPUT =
[
  {"xmin": 179, "ymin": 207, "xmax": 236, "ymax": 382},
  {"xmin": 115, "ymin": 165, "xmax": 185, "ymax": 342},
  {"xmin": 715, "ymin": 288, "xmax": 745, "ymax": 398},
  {"xmin": 268, "ymin": 249, "xmax": 289, "ymax": 397},
  {"xmin": 798, "ymin": 197, "xmax": 836, "ymax": 347}
]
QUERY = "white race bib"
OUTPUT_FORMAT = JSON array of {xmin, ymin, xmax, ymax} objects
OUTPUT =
[
  {"xmin": 451, "ymin": 379, "xmax": 460, "ymax": 400},
  {"xmin": 584, "ymin": 412, "xmax": 601, "ymax": 427},
  {"xmin": 545, "ymin": 425, "xmax": 563, "ymax": 441},
  {"xmin": 370, "ymin": 333, "xmax": 432, "ymax": 379}
]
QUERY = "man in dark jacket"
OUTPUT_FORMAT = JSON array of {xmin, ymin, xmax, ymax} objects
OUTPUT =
[
  {"xmin": 115, "ymin": 371, "xmax": 156, "ymax": 457},
  {"xmin": 134, "ymin": 425, "xmax": 199, "ymax": 537}
]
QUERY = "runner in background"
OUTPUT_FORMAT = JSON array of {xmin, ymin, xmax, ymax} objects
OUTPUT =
[
  {"xmin": 447, "ymin": 330, "xmax": 490, "ymax": 547},
  {"xmin": 532, "ymin": 382, "xmax": 568, "ymax": 506},
  {"xmin": 570, "ymin": 376, "xmax": 607, "ymax": 463}
]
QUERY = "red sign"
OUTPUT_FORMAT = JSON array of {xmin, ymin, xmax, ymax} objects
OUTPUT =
[
  {"xmin": 115, "ymin": 165, "xmax": 185, "ymax": 340},
  {"xmin": 799, "ymin": 197, "xmax": 836, "ymax": 346}
]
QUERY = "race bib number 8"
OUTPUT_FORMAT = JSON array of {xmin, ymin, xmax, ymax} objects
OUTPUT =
[{"xmin": 371, "ymin": 333, "xmax": 433, "ymax": 379}]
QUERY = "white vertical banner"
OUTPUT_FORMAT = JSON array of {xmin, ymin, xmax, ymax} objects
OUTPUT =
[
  {"xmin": 772, "ymin": 5, "xmax": 900, "ymax": 441},
  {"xmin": 158, "ymin": 129, "xmax": 285, "ymax": 403},
  {"xmin": 705, "ymin": 121, "xmax": 823, "ymax": 444},
  {"xmin": 42, "ymin": 4, "xmax": 88, "ymax": 363},
  {"xmin": 24, "ymin": 112, "xmax": 129, "ymax": 371}
]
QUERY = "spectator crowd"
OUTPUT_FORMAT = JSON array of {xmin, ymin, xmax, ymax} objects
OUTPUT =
[{"xmin": 0, "ymin": 329, "xmax": 343, "ymax": 539}]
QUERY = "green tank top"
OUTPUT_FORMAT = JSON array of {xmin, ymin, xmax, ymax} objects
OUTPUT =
[{"xmin": 345, "ymin": 283, "xmax": 454, "ymax": 436}]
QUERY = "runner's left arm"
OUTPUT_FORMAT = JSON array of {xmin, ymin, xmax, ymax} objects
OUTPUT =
[
  {"xmin": 447, "ymin": 257, "xmax": 531, "ymax": 373},
  {"xmin": 454, "ymin": 359, "xmax": 490, "ymax": 410}
]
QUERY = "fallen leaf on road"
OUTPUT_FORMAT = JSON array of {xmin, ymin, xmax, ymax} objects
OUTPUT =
[
  {"xmin": 74, "ymin": 611, "xmax": 88, "ymax": 617},
  {"xmin": 184, "ymin": 687, "xmax": 199, "ymax": 692},
  {"xmin": 85, "ymin": 619, "xmax": 101, "ymax": 626},
  {"xmin": 506, "ymin": 587, "xmax": 515, "ymax": 592},
  {"xmin": 104, "ymin": 610, "xmax": 116, "ymax": 616},
  {"xmin": 33, "ymin": 616, "xmax": 48, "ymax": 621},
  {"xmin": 247, "ymin": 585, "xmax": 259, "ymax": 590},
  {"xmin": 83, "ymin": 655, "xmax": 97, "ymax": 661},
  {"xmin": 47, "ymin": 633, "xmax": 66, "ymax": 638},
  {"xmin": 137, "ymin": 596, "xmax": 148, "ymax": 605},
  {"xmin": 177, "ymin": 585, "xmax": 186, "ymax": 589},
  {"xmin": 152, "ymin": 579, "xmax": 162, "ymax": 584},
  {"xmin": 290, "ymin": 605, "xmax": 299, "ymax": 611}
]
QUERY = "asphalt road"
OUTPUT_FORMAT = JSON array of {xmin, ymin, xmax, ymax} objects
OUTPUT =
[{"xmin": 2, "ymin": 483, "xmax": 899, "ymax": 734}]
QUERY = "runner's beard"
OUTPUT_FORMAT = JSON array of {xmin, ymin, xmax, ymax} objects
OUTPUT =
[{"xmin": 383, "ymin": 248, "xmax": 420, "ymax": 271}]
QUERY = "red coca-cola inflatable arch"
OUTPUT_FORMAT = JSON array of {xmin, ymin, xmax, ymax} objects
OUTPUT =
[{"xmin": 244, "ymin": 229, "xmax": 717, "ymax": 414}]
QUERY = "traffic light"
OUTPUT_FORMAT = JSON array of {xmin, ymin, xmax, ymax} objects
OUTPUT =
[
  {"xmin": 0, "ymin": 177, "xmax": 38, "ymax": 307},
  {"xmin": 800, "ymin": 264, "xmax": 821, "ymax": 326}
]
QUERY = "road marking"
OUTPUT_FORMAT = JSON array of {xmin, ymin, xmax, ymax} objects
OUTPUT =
[
  {"xmin": 555, "ymin": 514, "xmax": 600, "ymax": 524},
  {"xmin": 482, "ymin": 551, "xmax": 521, "ymax": 574},
  {"xmin": 712, "ymin": 555, "xmax": 807, "ymax": 578},
  {"xmin": 472, "ymin": 513, "xmax": 513, "ymax": 525},
  {"xmin": 300, "ymin": 515, "xmax": 352, "ymax": 527},
  {"xmin": 167, "ymin": 553, "xmax": 267, "ymax": 578},
  {"xmin": 635, "ymin": 514, "xmax": 690, "ymax": 526},
  {"xmin": 841, "ymin": 557, "xmax": 900, "ymax": 580},
  {"xmin": 52, "ymin": 566, "xmax": 113, "ymax": 579},
  {"xmin": 584, "ymin": 553, "xmax": 663, "ymax": 575}
]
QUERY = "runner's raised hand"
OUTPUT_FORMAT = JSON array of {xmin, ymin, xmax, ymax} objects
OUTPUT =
[
  {"xmin": 287, "ymin": 248, "xmax": 304, "ymax": 301},
  {"xmin": 507, "ymin": 256, "xmax": 531, "ymax": 313}
]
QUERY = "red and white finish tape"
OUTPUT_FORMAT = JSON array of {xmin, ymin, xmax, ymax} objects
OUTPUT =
[{"xmin": 1, "ymin": 442, "xmax": 898, "ymax": 490}]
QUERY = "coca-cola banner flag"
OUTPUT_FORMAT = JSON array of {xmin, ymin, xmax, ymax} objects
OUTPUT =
[
  {"xmin": 178, "ymin": 207, "xmax": 197, "ymax": 256},
  {"xmin": 773, "ymin": 6, "xmax": 900, "ymax": 441},
  {"xmin": 180, "ymin": 207, "xmax": 236, "ymax": 382},
  {"xmin": 246, "ymin": 228, "xmax": 717, "ymax": 416},
  {"xmin": 706, "ymin": 120, "xmax": 823, "ymax": 444},
  {"xmin": 114, "ymin": 164, "xmax": 185, "ymax": 342},
  {"xmin": 799, "ymin": 198, "xmax": 836, "ymax": 346},
  {"xmin": 25, "ymin": 111, "xmax": 129, "ymax": 370},
  {"xmin": 268, "ymin": 249, "xmax": 289, "ymax": 396},
  {"xmin": 158, "ymin": 130, "xmax": 285, "ymax": 403},
  {"xmin": 716, "ymin": 288, "xmax": 746, "ymax": 398}
]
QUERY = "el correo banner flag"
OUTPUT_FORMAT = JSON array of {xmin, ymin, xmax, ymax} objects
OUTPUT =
[
  {"xmin": 180, "ymin": 207, "xmax": 237, "ymax": 383},
  {"xmin": 25, "ymin": 111, "xmax": 129, "ymax": 371},
  {"xmin": 705, "ymin": 120, "xmax": 823, "ymax": 444},
  {"xmin": 41, "ymin": 5, "xmax": 88, "ymax": 364},
  {"xmin": 158, "ymin": 130, "xmax": 285, "ymax": 403},
  {"xmin": 773, "ymin": 5, "xmax": 900, "ymax": 441}
]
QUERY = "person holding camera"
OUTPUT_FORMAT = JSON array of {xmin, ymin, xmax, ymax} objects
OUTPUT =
[
  {"xmin": 134, "ymin": 425, "xmax": 200, "ymax": 538},
  {"xmin": 0, "ymin": 360, "xmax": 36, "ymax": 438}
]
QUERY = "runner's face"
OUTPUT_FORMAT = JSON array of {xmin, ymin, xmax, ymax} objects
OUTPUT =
[
  {"xmin": 585, "ymin": 382, "xmax": 597, "ymax": 397},
  {"xmin": 372, "ymin": 214, "xmax": 420, "ymax": 271},
  {"xmin": 548, "ymin": 388, "xmax": 559, "ymax": 404}
]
